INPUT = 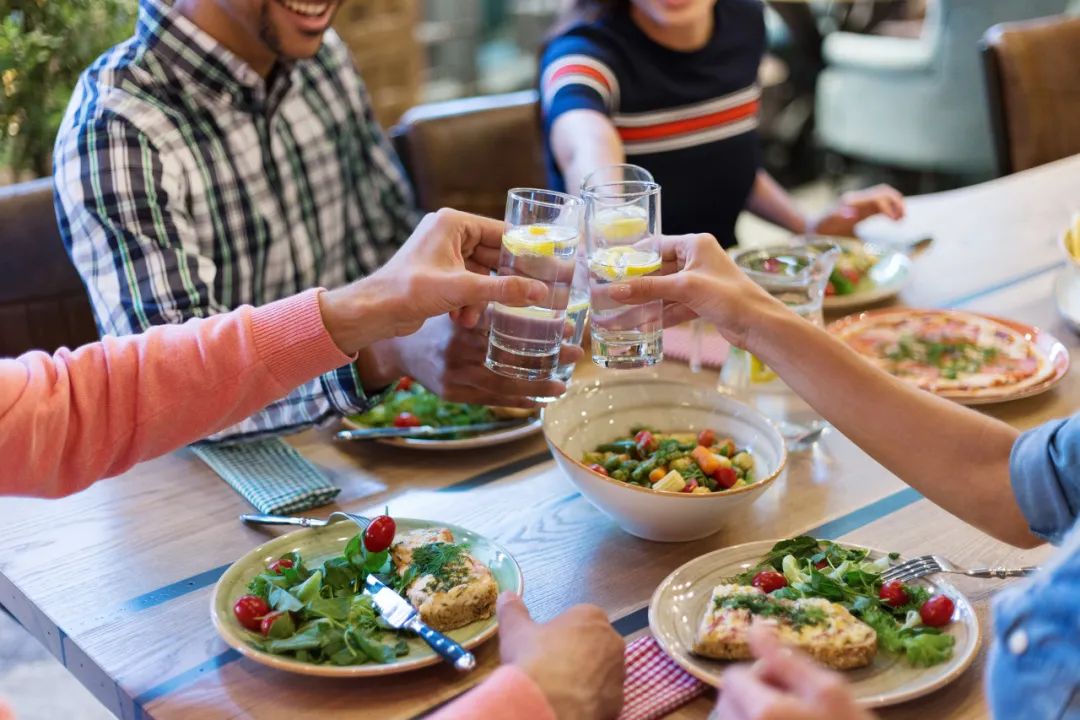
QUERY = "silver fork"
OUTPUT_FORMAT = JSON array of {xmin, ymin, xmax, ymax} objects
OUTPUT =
[
  {"xmin": 880, "ymin": 554, "xmax": 1040, "ymax": 583},
  {"xmin": 239, "ymin": 511, "xmax": 370, "ymax": 530}
]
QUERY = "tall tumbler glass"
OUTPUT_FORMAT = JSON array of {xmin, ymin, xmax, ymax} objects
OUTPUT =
[
  {"xmin": 484, "ymin": 188, "xmax": 582, "ymax": 380},
  {"xmin": 585, "ymin": 180, "xmax": 664, "ymax": 369},
  {"xmin": 580, "ymin": 163, "xmax": 654, "ymax": 195},
  {"xmin": 719, "ymin": 243, "xmax": 839, "ymax": 391},
  {"xmin": 526, "ymin": 260, "xmax": 591, "ymax": 402}
]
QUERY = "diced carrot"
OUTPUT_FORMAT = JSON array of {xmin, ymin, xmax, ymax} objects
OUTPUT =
[{"xmin": 690, "ymin": 446, "xmax": 721, "ymax": 476}]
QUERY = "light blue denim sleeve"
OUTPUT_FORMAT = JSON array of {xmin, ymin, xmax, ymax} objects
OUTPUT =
[
  {"xmin": 988, "ymin": 522, "xmax": 1080, "ymax": 719},
  {"xmin": 1009, "ymin": 414, "xmax": 1080, "ymax": 545}
]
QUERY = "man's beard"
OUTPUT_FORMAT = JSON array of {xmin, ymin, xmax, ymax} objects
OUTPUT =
[{"xmin": 257, "ymin": 1, "xmax": 286, "ymax": 58}]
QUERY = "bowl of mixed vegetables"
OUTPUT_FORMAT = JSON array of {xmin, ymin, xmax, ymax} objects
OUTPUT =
[{"xmin": 542, "ymin": 376, "xmax": 786, "ymax": 542}]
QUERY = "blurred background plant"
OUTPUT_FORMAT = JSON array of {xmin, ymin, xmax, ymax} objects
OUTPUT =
[{"xmin": 0, "ymin": 0, "xmax": 137, "ymax": 179}]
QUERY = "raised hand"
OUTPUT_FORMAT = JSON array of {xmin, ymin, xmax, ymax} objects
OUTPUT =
[{"xmin": 812, "ymin": 184, "xmax": 905, "ymax": 238}]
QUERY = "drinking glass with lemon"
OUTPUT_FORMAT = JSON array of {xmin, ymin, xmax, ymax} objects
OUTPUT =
[
  {"xmin": 485, "ymin": 189, "xmax": 582, "ymax": 381},
  {"xmin": 584, "ymin": 180, "xmax": 664, "ymax": 369}
]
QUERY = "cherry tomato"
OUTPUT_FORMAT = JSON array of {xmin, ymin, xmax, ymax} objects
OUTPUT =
[
  {"xmin": 397, "ymin": 376, "xmax": 413, "ymax": 391},
  {"xmin": 363, "ymin": 514, "xmax": 397, "ymax": 553},
  {"xmin": 878, "ymin": 580, "xmax": 910, "ymax": 607},
  {"xmin": 751, "ymin": 571, "xmax": 787, "ymax": 593},
  {"xmin": 697, "ymin": 429, "xmax": 716, "ymax": 447},
  {"xmin": 588, "ymin": 463, "xmax": 609, "ymax": 476},
  {"xmin": 713, "ymin": 466, "xmax": 739, "ymax": 489},
  {"xmin": 260, "ymin": 610, "xmax": 289, "ymax": 637},
  {"xmin": 681, "ymin": 479, "xmax": 699, "ymax": 493},
  {"xmin": 634, "ymin": 430, "xmax": 657, "ymax": 454},
  {"xmin": 233, "ymin": 595, "xmax": 270, "ymax": 632},
  {"xmin": 268, "ymin": 558, "xmax": 294, "ymax": 574},
  {"xmin": 814, "ymin": 558, "xmax": 829, "ymax": 570},
  {"xmin": 919, "ymin": 595, "xmax": 955, "ymax": 627},
  {"xmin": 842, "ymin": 268, "xmax": 861, "ymax": 284},
  {"xmin": 393, "ymin": 412, "xmax": 421, "ymax": 428},
  {"xmin": 762, "ymin": 258, "xmax": 781, "ymax": 273},
  {"xmin": 825, "ymin": 281, "xmax": 836, "ymax": 296}
]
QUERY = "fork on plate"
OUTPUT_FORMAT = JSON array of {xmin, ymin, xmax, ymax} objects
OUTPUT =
[{"xmin": 881, "ymin": 554, "xmax": 1040, "ymax": 583}]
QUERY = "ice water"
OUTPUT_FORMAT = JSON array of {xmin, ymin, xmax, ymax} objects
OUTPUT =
[
  {"xmin": 589, "ymin": 244, "xmax": 664, "ymax": 368},
  {"xmin": 485, "ymin": 224, "xmax": 577, "ymax": 380}
]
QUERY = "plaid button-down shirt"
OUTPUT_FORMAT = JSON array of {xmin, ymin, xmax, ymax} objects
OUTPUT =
[{"xmin": 53, "ymin": 0, "xmax": 417, "ymax": 441}]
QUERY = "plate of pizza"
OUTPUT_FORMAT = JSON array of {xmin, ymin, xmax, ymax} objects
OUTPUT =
[{"xmin": 829, "ymin": 308, "xmax": 1069, "ymax": 404}]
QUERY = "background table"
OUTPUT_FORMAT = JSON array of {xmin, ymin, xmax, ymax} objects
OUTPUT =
[{"xmin": 2, "ymin": 155, "xmax": 1078, "ymax": 720}]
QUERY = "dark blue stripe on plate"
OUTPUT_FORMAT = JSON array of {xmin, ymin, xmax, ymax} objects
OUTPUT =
[
  {"xmin": 134, "ymin": 649, "xmax": 241, "ymax": 708},
  {"xmin": 119, "ymin": 452, "xmax": 554, "ymax": 615},
  {"xmin": 940, "ymin": 260, "xmax": 1064, "ymax": 309}
]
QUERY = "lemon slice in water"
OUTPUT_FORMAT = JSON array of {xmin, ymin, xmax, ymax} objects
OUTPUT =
[
  {"xmin": 589, "ymin": 246, "xmax": 662, "ymax": 281},
  {"xmin": 750, "ymin": 354, "xmax": 778, "ymax": 383},
  {"xmin": 503, "ymin": 224, "xmax": 576, "ymax": 257}
]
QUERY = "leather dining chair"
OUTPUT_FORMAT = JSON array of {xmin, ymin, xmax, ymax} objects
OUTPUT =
[
  {"xmin": 981, "ymin": 14, "xmax": 1080, "ymax": 176},
  {"xmin": 389, "ymin": 90, "xmax": 547, "ymax": 219},
  {"xmin": 0, "ymin": 178, "xmax": 99, "ymax": 356}
]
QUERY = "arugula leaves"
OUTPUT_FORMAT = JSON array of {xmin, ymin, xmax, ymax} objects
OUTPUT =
[
  {"xmin": 349, "ymin": 383, "xmax": 494, "ymax": 431},
  {"xmin": 246, "ymin": 533, "xmax": 411, "ymax": 666},
  {"xmin": 729, "ymin": 537, "xmax": 956, "ymax": 668}
]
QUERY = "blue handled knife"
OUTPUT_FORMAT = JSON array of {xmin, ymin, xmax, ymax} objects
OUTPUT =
[{"xmin": 364, "ymin": 574, "xmax": 476, "ymax": 672}]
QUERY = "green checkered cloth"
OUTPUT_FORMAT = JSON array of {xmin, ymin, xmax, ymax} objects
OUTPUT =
[{"xmin": 192, "ymin": 439, "xmax": 341, "ymax": 514}]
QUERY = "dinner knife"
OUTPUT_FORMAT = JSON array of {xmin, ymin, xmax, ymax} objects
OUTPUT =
[
  {"xmin": 333, "ymin": 419, "xmax": 528, "ymax": 441},
  {"xmin": 364, "ymin": 574, "xmax": 476, "ymax": 672}
]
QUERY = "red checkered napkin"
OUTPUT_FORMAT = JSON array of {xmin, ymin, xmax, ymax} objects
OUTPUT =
[
  {"xmin": 663, "ymin": 323, "xmax": 730, "ymax": 369},
  {"xmin": 619, "ymin": 636, "xmax": 709, "ymax": 720}
]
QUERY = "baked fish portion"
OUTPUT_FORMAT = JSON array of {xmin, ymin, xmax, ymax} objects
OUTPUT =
[
  {"xmin": 390, "ymin": 528, "xmax": 498, "ymax": 632},
  {"xmin": 692, "ymin": 584, "xmax": 877, "ymax": 670}
]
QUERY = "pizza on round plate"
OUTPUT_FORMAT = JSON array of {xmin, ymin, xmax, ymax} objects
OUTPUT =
[{"xmin": 830, "ymin": 309, "xmax": 1053, "ymax": 399}]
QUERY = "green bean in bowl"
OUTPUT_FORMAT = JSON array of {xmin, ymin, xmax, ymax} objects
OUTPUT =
[{"xmin": 581, "ymin": 426, "xmax": 755, "ymax": 494}]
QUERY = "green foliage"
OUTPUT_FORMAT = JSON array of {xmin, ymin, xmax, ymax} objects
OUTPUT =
[{"xmin": 0, "ymin": 0, "xmax": 137, "ymax": 177}]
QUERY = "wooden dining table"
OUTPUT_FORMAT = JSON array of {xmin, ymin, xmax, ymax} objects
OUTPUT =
[{"xmin": 2, "ymin": 154, "xmax": 1079, "ymax": 720}]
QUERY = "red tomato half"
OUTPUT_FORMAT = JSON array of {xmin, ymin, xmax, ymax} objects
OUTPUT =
[
  {"xmin": 697, "ymin": 429, "xmax": 716, "ymax": 448},
  {"xmin": 233, "ymin": 595, "xmax": 270, "ymax": 632},
  {"xmin": 751, "ymin": 571, "xmax": 787, "ymax": 593},
  {"xmin": 919, "ymin": 595, "xmax": 955, "ymax": 627},
  {"xmin": 393, "ymin": 412, "xmax": 421, "ymax": 428},
  {"xmin": 268, "ymin": 558, "xmax": 294, "ymax": 574},
  {"xmin": 397, "ymin": 376, "xmax": 414, "ymax": 391},
  {"xmin": 878, "ymin": 580, "xmax": 910, "ymax": 607},
  {"xmin": 363, "ymin": 515, "xmax": 397, "ymax": 553},
  {"xmin": 713, "ymin": 466, "xmax": 739, "ymax": 489},
  {"xmin": 634, "ymin": 430, "xmax": 657, "ymax": 454},
  {"xmin": 588, "ymin": 464, "xmax": 609, "ymax": 476}
]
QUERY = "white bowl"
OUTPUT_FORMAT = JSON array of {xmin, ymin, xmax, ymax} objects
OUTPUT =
[{"xmin": 542, "ymin": 376, "xmax": 787, "ymax": 542}]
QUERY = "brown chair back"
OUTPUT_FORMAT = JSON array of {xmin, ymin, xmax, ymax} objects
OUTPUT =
[
  {"xmin": 390, "ymin": 90, "xmax": 547, "ymax": 219},
  {"xmin": 0, "ymin": 178, "xmax": 99, "ymax": 356},
  {"xmin": 982, "ymin": 15, "xmax": 1080, "ymax": 175}
]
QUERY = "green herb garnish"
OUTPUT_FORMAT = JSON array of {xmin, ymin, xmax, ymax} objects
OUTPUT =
[
  {"xmin": 408, "ymin": 542, "xmax": 471, "ymax": 592},
  {"xmin": 719, "ymin": 594, "xmax": 826, "ymax": 629}
]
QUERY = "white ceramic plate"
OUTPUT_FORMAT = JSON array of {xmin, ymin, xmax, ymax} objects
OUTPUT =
[
  {"xmin": 1056, "ymin": 266, "xmax": 1080, "ymax": 333},
  {"xmin": 649, "ymin": 540, "xmax": 981, "ymax": 708},
  {"xmin": 341, "ymin": 415, "xmax": 542, "ymax": 450},
  {"xmin": 824, "ymin": 238, "xmax": 912, "ymax": 311},
  {"xmin": 211, "ymin": 517, "xmax": 522, "ymax": 677}
]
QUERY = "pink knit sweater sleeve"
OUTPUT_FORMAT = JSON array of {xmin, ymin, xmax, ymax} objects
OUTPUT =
[
  {"xmin": 0, "ymin": 289, "xmax": 353, "ymax": 499},
  {"xmin": 429, "ymin": 666, "xmax": 556, "ymax": 720}
]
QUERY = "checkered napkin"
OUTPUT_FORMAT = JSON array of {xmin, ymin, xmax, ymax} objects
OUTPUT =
[
  {"xmin": 191, "ymin": 438, "xmax": 341, "ymax": 514},
  {"xmin": 619, "ymin": 636, "xmax": 709, "ymax": 720}
]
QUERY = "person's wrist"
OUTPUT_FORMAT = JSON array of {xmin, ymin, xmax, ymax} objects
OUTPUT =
[
  {"xmin": 741, "ymin": 296, "xmax": 795, "ymax": 359},
  {"xmin": 318, "ymin": 277, "xmax": 394, "ymax": 355}
]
